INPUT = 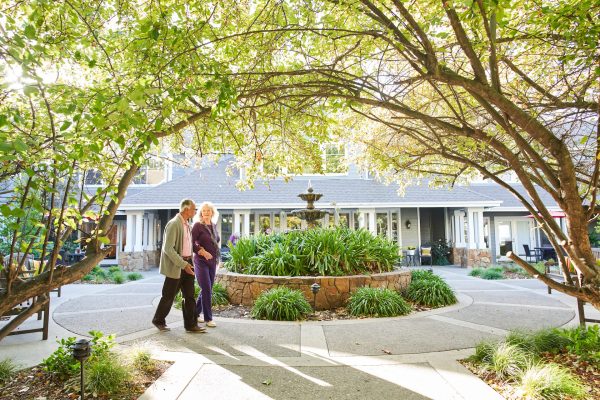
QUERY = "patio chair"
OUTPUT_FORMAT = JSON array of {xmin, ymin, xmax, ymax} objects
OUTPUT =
[
  {"xmin": 420, "ymin": 246, "xmax": 432, "ymax": 267},
  {"xmin": 523, "ymin": 244, "xmax": 541, "ymax": 263}
]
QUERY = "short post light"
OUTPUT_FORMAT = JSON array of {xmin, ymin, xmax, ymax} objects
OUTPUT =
[
  {"xmin": 310, "ymin": 282, "xmax": 321, "ymax": 312},
  {"xmin": 71, "ymin": 338, "xmax": 91, "ymax": 400}
]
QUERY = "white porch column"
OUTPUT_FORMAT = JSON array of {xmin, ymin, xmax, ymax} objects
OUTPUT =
[
  {"xmin": 242, "ymin": 212, "xmax": 251, "ymax": 236},
  {"xmin": 368, "ymin": 210, "xmax": 376, "ymax": 235},
  {"xmin": 454, "ymin": 210, "xmax": 466, "ymax": 247},
  {"xmin": 124, "ymin": 212, "xmax": 135, "ymax": 252},
  {"xmin": 280, "ymin": 211, "xmax": 287, "ymax": 231},
  {"xmin": 134, "ymin": 212, "xmax": 144, "ymax": 252},
  {"xmin": 358, "ymin": 210, "xmax": 366, "ymax": 229},
  {"xmin": 146, "ymin": 213, "xmax": 156, "ymax": 251},
  {"xmin": 416, "ymin": 207, "xmax": 421, "ymax": 248},
  {"xmin": 475, "ymin": 209, "xmax": 486, "ymax": 248},
  {"xmin": 466, "ymin": 208, "xmax": 486, "ymax": 249},
  {"xmin": 233, "ymin": 212, "xmax": 242, "ymax": 236}
]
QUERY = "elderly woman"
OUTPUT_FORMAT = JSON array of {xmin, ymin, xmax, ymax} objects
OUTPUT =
[{"xmin": 192, "ymin": 201, "xmax": 221, "ymax": 328}]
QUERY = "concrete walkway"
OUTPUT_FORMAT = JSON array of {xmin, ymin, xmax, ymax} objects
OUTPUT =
[{"xmin": 2, "ymin": 266, "xmax": 598, "ymax": 399}]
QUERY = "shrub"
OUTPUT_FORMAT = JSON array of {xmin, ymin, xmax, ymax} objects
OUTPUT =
[
  {"xmin": 212, "ymin": 283, "xmax": 229, "ymax": 306},
  {"xmin": 347, "ymin": 287, "xmax": 411, "ymax": 317},
  {"xmin": 225, "ymin": 227, "xmax": 399, "ymax": 276},
  {"xmin": 0, "ymin": 358, "xmax": 18, "ymax": 385},
  {"xmin": 112, "ymin": 271, "xmax": 125, "ymax": 284},
  {"xmin": 518, "ymin": 363, "xmax": 587, "ymax": 399},
  {"xmin": 469, "ymin": 341, "xmax": 497, "ymax": 364},
  {"xmin": 480, "ymin": 267, "xmax": 504, "ymax": 280},
  {"xmin": 130, "ymin": 348, "xmax": 156, "ymax": 373},
  {"xmin": 81, "ymin": 273, "xmax": 94, "ymax": 281},
  {"xmin": 108, "ymin": 266, "xmax": 120, "ymax": 273},
  {"xmin": 411, "ymin": 269, "xmax": 442, "ymax": 283},
  {"xmin": 85, "ymin": 354, "xmax": 132, "ymax": 395},
  {"xmin": 505, "ymin": 329, "xmax": 570, "ymax": 356},
  {"xmin": 469, "ymin": 268, "xmax": 484, "ymax": 277},
  {"xmin": 557, "ymin": 325, "xmax": 600, "ymax": 363},
  {"xmin": 127, "ymin": 272, "xmax": 143, "ymax": 281},
  {"xmin": 485, "ymin": 343, "xmax": 530, "ymax": 379},
  {"xmin": 41, "ymin": 337, "xmax": 79, "ymax": 378},
  {"xmin": 406, "ymin": 278, "xmax": 457, "ymax": 307},
  {"xmin": 42, "ymin": 331, "xmax": 116, "ymax": 378},
  {"xmin": 251, "ymin": 287, "xmax": 312, "ymax": 321}
]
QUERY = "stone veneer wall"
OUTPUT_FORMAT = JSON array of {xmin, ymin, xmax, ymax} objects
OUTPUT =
[
  {"xmin": 216, "ymin": 269, "xmax": 411, "ymax": 310},
  {"xmin": 467, "ymin": 249, "xmax": 492, "ymax": 268},
  {"xmin": 451, "ymin": 247, "xmax": 491, "ymax": 268},
  {"xmin": 119, "ymin": 251, "xmax": 150, "ymax": 271}
]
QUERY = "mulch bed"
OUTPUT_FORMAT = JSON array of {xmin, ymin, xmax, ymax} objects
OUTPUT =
[
  {"xmin": 0, "ymin": 360, "xmax": 172, "ymax": 400},
  {"xmin": 461, "ymin": 351, "xmax": 600, "ymax": 399},
  {"xmin": 212, "ymin": 303, "xmax": 432, "ymax": 321}
]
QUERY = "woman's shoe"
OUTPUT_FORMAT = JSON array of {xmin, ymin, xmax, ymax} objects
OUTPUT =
[{"xmin": 206, "ymin": 321, "xmax": 216, "ymax": 327}]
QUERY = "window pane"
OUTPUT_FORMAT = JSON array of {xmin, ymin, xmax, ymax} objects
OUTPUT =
[
  {"xmin": 338, "ymin": 213, "xmax": 349, "ymax": 228},
  {"xmin": 377, "ymin": 212, "xmax": 388, "ymax": 237}
]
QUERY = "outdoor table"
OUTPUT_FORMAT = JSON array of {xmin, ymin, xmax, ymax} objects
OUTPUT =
[{"xmin": 535, "ymin": 247, "xmax": 557, "ymax": 261}]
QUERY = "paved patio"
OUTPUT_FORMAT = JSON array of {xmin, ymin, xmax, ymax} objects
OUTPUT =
[{"xmin": 1, "ymin": 266, "xmax": 598, "ymax": 399}]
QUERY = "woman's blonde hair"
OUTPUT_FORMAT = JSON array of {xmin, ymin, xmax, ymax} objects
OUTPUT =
[{"xmin": 194, "ymin": 201, "xmax": 219, "ymax": 224}]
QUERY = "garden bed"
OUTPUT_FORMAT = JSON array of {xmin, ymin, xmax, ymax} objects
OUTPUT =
[
  {"xmin": 216, "ymin": 268, "xmax": 411, "ymax": 310},
  {"xmin": 0, "ymin": 360, "xmax": 172, "ymax": 400}
]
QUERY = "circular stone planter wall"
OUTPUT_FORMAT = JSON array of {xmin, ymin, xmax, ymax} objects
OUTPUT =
[{"xmin": 216, "ymin": 268, "xmax": 411, "ymax": 310}]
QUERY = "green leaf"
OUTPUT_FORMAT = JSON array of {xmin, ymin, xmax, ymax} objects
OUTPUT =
[
  {"xmin": 23, "ymin": 85, "xmax": 39, "ymax": 97},
  {"xmin": 98, "ymin": 236, "xmax": 111, "ymax": 245},
  {"xmin": 60, "ymin": 121, "xmax": 72, "ymax": 131},
  {"xmin": 23, "ymin": 25, "xmax": 36, "ymax": 39}
]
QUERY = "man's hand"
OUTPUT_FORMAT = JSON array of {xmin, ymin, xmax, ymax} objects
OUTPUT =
[{"xmin": 184, "ymin": 264, "xmax": 194, "ymax": 275}]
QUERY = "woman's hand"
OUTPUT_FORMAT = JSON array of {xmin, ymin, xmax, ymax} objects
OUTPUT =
[{"xmin": 198, "ymin": 248, "xmax": 213, "ymax": 260}]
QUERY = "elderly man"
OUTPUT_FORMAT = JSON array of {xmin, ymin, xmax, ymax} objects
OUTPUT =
[{"xmin": 152, "ymin": 199, "xmax": 206, "ymax": 333}]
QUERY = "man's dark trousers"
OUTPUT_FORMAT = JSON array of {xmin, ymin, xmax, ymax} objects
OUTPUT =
[{"xmin": 152, "ymin": 272, "xmax": 197, "ymax": 330}]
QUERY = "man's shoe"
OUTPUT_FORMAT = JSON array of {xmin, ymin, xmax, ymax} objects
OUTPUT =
[
  {"xmin": 186, "ymin": 326, "xmax": 207, "ymax": 333},
  {"xmin": 152, "ymin": 322, "xmax": 170, "ymax": 332},
  {"xmin": 197, "ymin": 317, "xmax": 205, "ymax": 323},
  {"xmin": 206, "ymin": 321, "xmax": 216, "ymax": 328}
]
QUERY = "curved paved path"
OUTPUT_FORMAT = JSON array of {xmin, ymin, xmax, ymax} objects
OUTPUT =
[{"xmin": 46, "ymin": 266, "xmax": 594, "ymax": 399}]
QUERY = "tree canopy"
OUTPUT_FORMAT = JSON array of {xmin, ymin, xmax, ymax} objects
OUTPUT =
[{"xmin": 0, "ymin": 0, "xmax": 599, "ymax": 333}]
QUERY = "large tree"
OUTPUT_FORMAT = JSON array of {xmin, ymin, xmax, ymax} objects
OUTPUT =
[
  {"xmin": 0, "ymin": 0, "xmax": 330, "ymax": 338},
  {"xmin": 224, "ymin": 0, "xmax": 599, "ymax": 308}
]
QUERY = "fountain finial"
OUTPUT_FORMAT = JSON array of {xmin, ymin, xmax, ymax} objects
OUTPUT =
[{"xmin": 307, "ymin": 180, "xmax": 313, "ymax": 193}]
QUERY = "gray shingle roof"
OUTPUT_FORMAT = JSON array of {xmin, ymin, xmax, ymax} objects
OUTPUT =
[
  {"xmin": 465, "ymin": 183, "xmax": 559, "ymax": 210},
  {"xmin": 120, "ymin": 159, "xmax": 501, "ymax": 210}
]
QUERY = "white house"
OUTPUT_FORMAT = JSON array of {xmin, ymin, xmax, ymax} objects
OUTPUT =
[{"xmin": 88, "ymin": 156, "xmax": 566, "ymax": 270}]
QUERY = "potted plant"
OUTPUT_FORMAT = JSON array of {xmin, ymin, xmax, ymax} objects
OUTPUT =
[{"xmin": 406, "ymin": 246, "xmax": 416, "ymax": 256}]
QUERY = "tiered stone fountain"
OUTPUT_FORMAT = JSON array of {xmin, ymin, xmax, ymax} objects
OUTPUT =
[{"xmin": 291, "ymin": 181, "xmax": 329, "ymax": 228}]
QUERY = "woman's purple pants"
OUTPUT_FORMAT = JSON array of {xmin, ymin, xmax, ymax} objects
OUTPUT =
[{"xmin": 194, "ymin": 259, "xmax": 216, "ymax": 321}]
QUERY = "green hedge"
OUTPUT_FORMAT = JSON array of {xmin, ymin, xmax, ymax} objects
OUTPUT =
[{"xmin": 224, "ymin": 227, "xmax": 400, "ymax": 276}]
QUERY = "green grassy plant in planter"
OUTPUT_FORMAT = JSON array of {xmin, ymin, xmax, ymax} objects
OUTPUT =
[
  {"xmin": 225, "ymin": 227, "xmax": 399, "ymax": 276},
  {"xmin": 406, "ymin": 278, "xmax": 457, "ymax": 308},
  {"xmin": 0, "ymin": 358, "xmax": 18, "ymax": 385},
  {"xmin": 518, "ymin": 363, "xmax": 587, "ymax": 399},
  {"xmin": 174, "ymin": 282, "xmax": 229, "ymax": 309},
  {"xmin": 411, "ymin": 269, "xmax": 443, "ymax": 283},
  {"xmin": 347, "ymin": 287, "xmax": 411, "ymax": 317},
  {"xmin": 480, "ymin": 267, "xmax": 504, "ymax": 280},
  {"xmin": 251, "ymin": 287, "xmax": 312, "ymax": 321}
]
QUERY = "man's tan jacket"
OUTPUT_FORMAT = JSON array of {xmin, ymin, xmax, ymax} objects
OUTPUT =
[{"xmin": 159, "ymin": 214, "xmax": 192, "ymax": 279}]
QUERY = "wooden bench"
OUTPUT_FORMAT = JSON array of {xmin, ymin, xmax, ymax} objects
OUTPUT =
[{"xmin": 1, "ymin": 256, "xmax": 51, "ymax": 340}]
